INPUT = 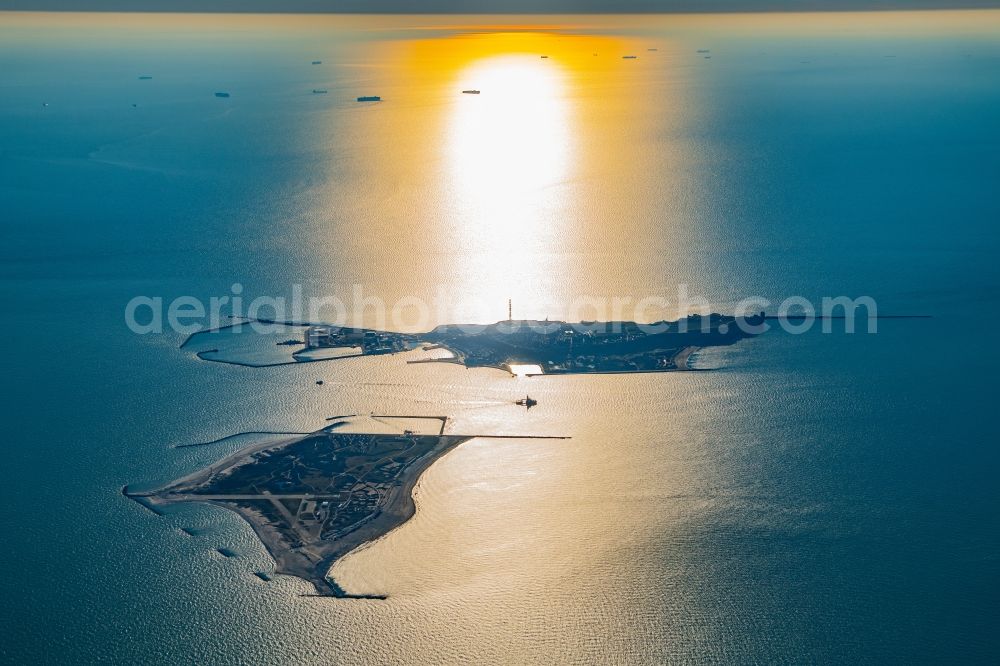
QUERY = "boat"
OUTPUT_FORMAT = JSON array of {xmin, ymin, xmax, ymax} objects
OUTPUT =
[
  {"xmin": 357, "ymin": 95, "xmax": 381, "ymax": 102},
  {"xmin": 515, "ymin": 395, "xmax": 538, "ymax": 409},
  {"xmin": 138, "ymin": 75, "xmax": 153, "ymax": 80},
  {"xmin": 316, "ymin": 380, "xmax": 324, "ymax": 385},
  {"xmin": 214, "ymin": 92, "xmax": 230, "ymax": 98},
  {"xmin": 311, "ymin": 60, "xmax": 322, "ymax": 65},
  {"xmin": 312, "ymin": 89, "xmax": 328, "ymax": 94},
  {"xmin": 462, "ymin": 90, "xmax": 481, "ymax": 94},
  {"xmin": 622, "ymin": 55, "xmax": 638, "ymax": 59},
  {"xmin": 540, "ymin": 55, "xmax": 549, "ymax": 59}
]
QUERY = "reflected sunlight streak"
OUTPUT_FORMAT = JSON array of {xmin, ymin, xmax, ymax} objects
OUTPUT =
[
  {"xmin": 446, "ymin": 54, "xmax": 571, "ymax": 289},
  {"xmin": 448, "ymin": 55, "xmax": 569, "ymax": 223},
  {"xmin": 385, "ymin": 29, "xmax": 629, "ymax": 322}
]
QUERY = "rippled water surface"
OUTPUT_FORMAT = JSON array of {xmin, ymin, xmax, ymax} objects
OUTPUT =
[{"xmin": 2, "ymin": 11, "xmax": 999, "ymax": 664}]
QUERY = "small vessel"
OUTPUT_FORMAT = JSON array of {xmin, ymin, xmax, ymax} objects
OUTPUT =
[
  {"xmin": 515, "ymin": 395, "xmax": 538, "ymax": 409},
  {"xmin": 357, "ymin": 95, "xmax": 381, "ymax": 102},
  {"xmin": 462, "ymin": 89, "xmax": 481, "ymax": 94},
  {"xmin": 540, "ymin": 55, "xmax": 549, "ymax": 59},
  {"xmin": 622, "ymin": 55, "xmax": 638, "ymax": 59},
  {"xmin": 316, "ymin": 380, "xmax": 324, "ymax": 385},
  {"xmin": 647, "ymin": 48, "xmax": 658, "ymax": 52},
  {"xmin": 214, "ymin": 92, "xmax": 230, "ymax": 98},
  {"xmin": 138, "ymin": 75, "xmax": 153, "ymax": 80},
  {"xmin": 311, "ymin": 60, "xmax": 322, "ymax": 65},
  {"xmin": 312, "ymin": 89, "xmax": 328, "ymax": 94}
]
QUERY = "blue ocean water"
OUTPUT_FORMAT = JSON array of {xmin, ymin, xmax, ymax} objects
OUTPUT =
[{"xmin": 1, "ymin": 11, "xmax": 999, "ymax": 664}]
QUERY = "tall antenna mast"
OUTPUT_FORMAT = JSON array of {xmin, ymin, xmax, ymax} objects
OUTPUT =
[{"xmin": 508, "ymin": 298, "xmax": 512, "ymax": 321}]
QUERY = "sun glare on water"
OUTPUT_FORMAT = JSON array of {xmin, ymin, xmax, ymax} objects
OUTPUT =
[
  {"xmin": 437, "ymin": 36, "xmax": 582, "ymax": 316},
  {"xmin": 363, "ymin": 29, "xmax": 634, "ymax": 322},
  {"xmin": 448, "ymin": 54, "xmax": 569, "ymax": 222}
]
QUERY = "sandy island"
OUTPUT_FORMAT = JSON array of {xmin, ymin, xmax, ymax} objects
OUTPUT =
[{"xmin": 126, "ymin": 422, "xmax": 566, "ymax": 598}]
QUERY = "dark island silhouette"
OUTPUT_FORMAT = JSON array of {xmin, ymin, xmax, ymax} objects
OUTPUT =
[
  {"xmin": 132, "ymin": 313, "xmax": 766, "ymax": 596},
  {"xmin": 188, "ymin": 312, "xmax": 767, "ymax": 372}
]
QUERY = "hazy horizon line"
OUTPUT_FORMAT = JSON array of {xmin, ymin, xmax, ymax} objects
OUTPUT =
[{"xmin": 3, "ymin": 1, "xmax": 1000, "ymax": 15}]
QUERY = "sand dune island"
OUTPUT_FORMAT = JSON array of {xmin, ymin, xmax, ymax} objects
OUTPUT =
[{"xmin": 126, "ymin": 418, "xmax": 567, "ymax": 597}]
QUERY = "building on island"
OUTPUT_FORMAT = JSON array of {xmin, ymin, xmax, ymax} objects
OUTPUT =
[{"xmin": 304, "ymin": 326, "xmax": 332, "ymax": 348}]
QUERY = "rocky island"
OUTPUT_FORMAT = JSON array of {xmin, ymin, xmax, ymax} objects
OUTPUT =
[{"xmin": 291, "ymin": 312, "xmax": 766, "ymax": 374}]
